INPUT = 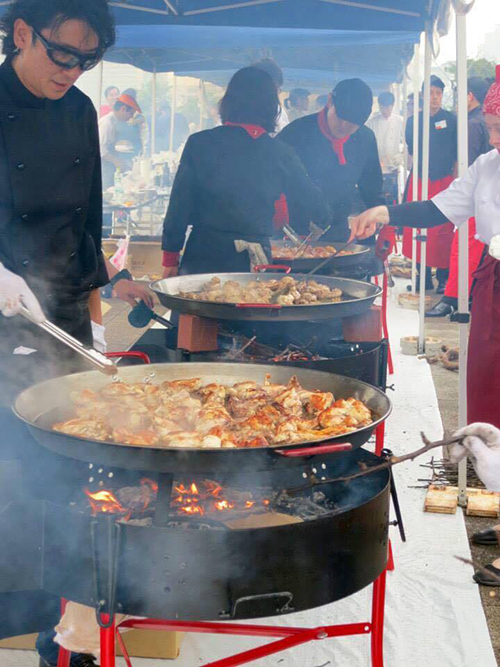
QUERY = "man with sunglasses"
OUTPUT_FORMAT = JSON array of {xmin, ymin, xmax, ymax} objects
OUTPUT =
[{"xmin": 0, "ymin": 2, "xmax": 116, "ymax": 666}]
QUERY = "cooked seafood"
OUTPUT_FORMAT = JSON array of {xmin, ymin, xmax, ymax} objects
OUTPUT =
[
  {"xmin": 178, "ymin": 276, "xmax": 343, "ymax": 306},
  {"xmin": 52, "ymin": 375, "xmax": 373, "ymax": 450},
  {"xmin": 272, "ymin": 244, "xmax": 357, "ymax": 260}
]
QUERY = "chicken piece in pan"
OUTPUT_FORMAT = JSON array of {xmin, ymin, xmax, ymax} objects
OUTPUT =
[
  {"xmin": 196, "ymin": 406, "xmax": 232, "ymax": 434},
  {"xmin": 112, "ymin": 428, "xmax": 159, "ymax": 447},
  {"xmin": 53, "ymin": 418, "xmax": 110, "ymax": 441},
  {"xmin": 160, "ymin": 378, "xmax": 203, "ymax": 394}
]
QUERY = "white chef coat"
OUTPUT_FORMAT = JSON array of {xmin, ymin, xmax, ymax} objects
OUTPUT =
[
  {"xmin": 366, "ymin": 112, "xmax": 404, "ymax": 174},
  {"xmin": 432, "ymin": 148, "xmax": 500, "ymax": 245}
]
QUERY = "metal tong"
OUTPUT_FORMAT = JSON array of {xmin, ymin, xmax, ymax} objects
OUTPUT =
[
  {"xmin": 307, "ymin": 237, "xmax": 358, "ymax": 276},
  {"xmin": 19, "ymin": 305, "xmax": 118, "ymax": 375},
  {"xmin": 291, "ymin": 222, "xmax": 332, "ymax": 259}
]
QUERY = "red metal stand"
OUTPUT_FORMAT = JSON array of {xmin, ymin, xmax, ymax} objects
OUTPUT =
[
  {"xmin": 56, "ymin": 557, "xmax": 390, "ymax": 667},
  {"xmin": 381, "ymin": 271, "xmax": 394, "ymax": 376},
  {"xmin": 375, "ymin": 422, "xmax": 385, "ymax": 457}
]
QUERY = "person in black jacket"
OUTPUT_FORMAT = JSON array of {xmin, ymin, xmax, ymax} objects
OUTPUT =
[
  {"xmin": 161, "ymin": 66, "xmax": 328, "ymax": 277},
  {"xmin": 277, "ymin": 77, "xmax": 384, "ymax": 243},
  {"xmin": 0, "ymin": 3, "xmax": 144, "ymax": 666}
]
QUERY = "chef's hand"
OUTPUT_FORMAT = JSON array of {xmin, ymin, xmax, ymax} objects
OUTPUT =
[
  {"xmin": 162, "ymin": 266, "xmax": 179, "ymax": 279},
  {"xmin": 0, "ymin": 263, "xmax": 45, "ymax": 323},
  {"xmin": 449, "ymin": 423, "xmax": 500, "ymax": 491},
  {"xmin": 348, "ymin": 206, "xmax": 390, "ymax": 242},
  {"xmin": 113, "ymin": 279, "xmax": 154, "ymax": 309}
]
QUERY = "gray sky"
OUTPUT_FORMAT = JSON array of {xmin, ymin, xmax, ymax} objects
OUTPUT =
[{"xmin": 437, "ymin": 0, "xmax": 500, "ymax": 63}]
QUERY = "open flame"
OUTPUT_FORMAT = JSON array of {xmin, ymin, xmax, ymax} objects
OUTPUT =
[
  {"xmin": 85, "ymin": 478, "xmax": 158, "ymax": 519},
  {"xmin": 84, "ymin": 477, "xmax": 265, "ymax": 521},
  {"xmin": 172, "ymin": 480, "xmax": 255, "ymax": 516},
  {"xmin": 85, "ymin": 488, "xmax": 130, "ymax": 518}
]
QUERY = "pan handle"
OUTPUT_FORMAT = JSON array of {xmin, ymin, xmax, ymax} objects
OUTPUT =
[
  {"xmin": 254, "ymin": 264, "xmax": 291, "ymax": 274},
  {"xmin": 235, "ymin": 303, "xmax": 282, "ymax": 310},
  {"xmin": 105, "ymin": 351, "xmax": 151, "ymax": 365},
  {"xmin": 276, "ymin": 442, "xmax": 353, "ymax": 457}
]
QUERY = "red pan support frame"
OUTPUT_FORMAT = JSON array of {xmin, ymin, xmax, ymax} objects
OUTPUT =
[{"xmin": 56, "ymin": 549, "xmax": 392, "ymax": 667}]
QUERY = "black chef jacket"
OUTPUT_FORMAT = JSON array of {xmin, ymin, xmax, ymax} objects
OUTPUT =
[
  {"xmin": 162, "ymin": 124, "xmax": 328, "ymax": 274},
  {"xmin": 0, "ymin": 60, "xmax": 110, "ymax": 642},
  {"xmin": 468, "ymin": 106, "xmax": 491, "ymax": 166},
  {"xmin": 405, "ymin": 108, "xmax": 457, "ymax": 181},
  {"xmin": 0, "ymin": 59, "xmax": 108, "ymax": 364},
  {"xmin": 277, "ymin": 113, "xmax": 384, "ymax": 241}
]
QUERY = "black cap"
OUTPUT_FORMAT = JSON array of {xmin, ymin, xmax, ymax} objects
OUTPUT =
[{"xmin": 331, "ymin": 78, "xmax": 373, "ymax": 126}]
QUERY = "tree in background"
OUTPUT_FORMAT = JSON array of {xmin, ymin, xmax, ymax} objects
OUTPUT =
[
  {"xmin": 442, "ymin": 58, "xmax": 495, "ymax": 109},
  {"xmin": 443, "ymin": 57, "xmax": 496, "ymax": 81}
]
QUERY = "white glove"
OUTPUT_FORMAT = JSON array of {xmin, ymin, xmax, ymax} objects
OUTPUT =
[
  {"xmin": 91, "ymin": 321, "xmax": 107, "ymax": 353},
  {"xmin": 449, "ymin": 423, "xmax": 500, "ymax": 491},
  {"xmin": 0, "ymin": 262, "xmax": 45, "ymax": 323}
]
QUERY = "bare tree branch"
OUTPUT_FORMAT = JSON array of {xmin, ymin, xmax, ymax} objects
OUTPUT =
[{"xmin": 284, "ymin": 432, "xmax": 464, "ymax": 496}]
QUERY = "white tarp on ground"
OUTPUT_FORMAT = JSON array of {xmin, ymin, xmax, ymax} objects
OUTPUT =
[{"xmin": 2, "ymin": 282, "xmax": 497, "ymax": 667}]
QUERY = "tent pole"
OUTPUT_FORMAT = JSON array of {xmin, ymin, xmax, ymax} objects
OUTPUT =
[
  {"xmin": 418, "ymin": 26, "xmax": 431, "ymax": 353},
  {"xmin": 199, "ymin": 79, "xmax": 206, "ymax": 131},
  {"xmin": 411, "ymin": 42, "xmax": 420, "ymax": 294},
  {"xmin": 169, "ymin": 72, "xmax": 177, "ymax": 152},
  {"xmin": 98, "ymin": 60, "xmax": 104, "ymax": 110},
  {"xmin": 455, "ymin": 5, "xmax": 470, "ymax": 507},
  {"xmin": 402, "ymin": 74, "xmax": 408, "ymax": 200},
  {"xmin": 151, "ymin": 68, "xmax": 157, "ymax": 157}
]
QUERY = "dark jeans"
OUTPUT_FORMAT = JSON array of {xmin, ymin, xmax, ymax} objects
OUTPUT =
[
  {"xmin": 36, "ymin": 630, "xmax": 61, "ymax": 664},
  {"xmin": 436, "ymin": 267, "xmax": 449, "ymax": 286}
]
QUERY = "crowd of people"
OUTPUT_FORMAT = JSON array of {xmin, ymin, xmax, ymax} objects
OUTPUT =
[{"xmin": 0, "ymin": 0, "xmax": 500, "ymax": 665}]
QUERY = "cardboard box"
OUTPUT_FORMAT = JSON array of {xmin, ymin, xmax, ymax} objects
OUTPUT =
[
  {"xmin": 102, "ymin": 240, "xmax": 163, "ymax": 281},
  {"xmin": 0, "ymin": 629, "xmax": 183, "ymax": 660}
]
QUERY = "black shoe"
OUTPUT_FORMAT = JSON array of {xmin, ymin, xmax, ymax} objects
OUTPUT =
[
  {"xmin": 436, "ymin": 283, "xmax": 446, "ymax": 294},
  {"xmin": 425, "ymin": 300, "xmax": 454, "ymax": 318},
  {"xmin": 39, "ymin": 654, "xmax": 99, "ymax": 667},
  {"xmin": 406, "ymin": 281, "xmax": 434, "ymax": 293},
  {"xmin": 472, "ymin": 527, "xmax": 500, "ymax": 545},
  {"xmin": 473, "ymin": 562, "xmax": 500, "ymax": 587}
]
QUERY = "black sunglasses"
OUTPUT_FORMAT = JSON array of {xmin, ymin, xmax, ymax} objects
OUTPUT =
[{"xmin": 32, "ymin": 28, "xmax": 102, "ymax": 72}]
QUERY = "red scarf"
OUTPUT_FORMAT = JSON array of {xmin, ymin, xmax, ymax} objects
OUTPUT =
[
  {"xmin": 483, "ymin": 65, "xmax": 500, "ymax": 117},
  {"xmin": 317, "ymin": 107, "xmax": 349, "ymax": 165},
  {"xmin": 224, "ymin": 122, "xmax": 266, "ymax": 139}
]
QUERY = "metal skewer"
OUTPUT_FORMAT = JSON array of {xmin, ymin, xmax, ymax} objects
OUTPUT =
[{"xmin": 19, "ymin": 305, "xmax": 117, "ymax": 375}]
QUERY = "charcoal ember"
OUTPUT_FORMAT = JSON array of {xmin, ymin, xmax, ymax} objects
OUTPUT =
[
  {"xmin": 117, "ymin": 485, "xmax": 155, "ymax": 512},
  {"xmin": 125, "ymin": 517, "xmax": 153, "ymax": 527},
  {"xmin": 270, "ymin": 490, "xmax": 336, "ymax": 520},
  {"xmin": 167, "ymin": 520, "xmax": 225, "ymax": 531}
]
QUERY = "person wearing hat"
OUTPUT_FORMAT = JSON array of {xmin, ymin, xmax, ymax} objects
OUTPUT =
[
  {"xmin": 427, "ymin": 76, "xmax": 491, "ymax": 317},
  {"xmin": 401, "ymin": 75, "xmax": 457, "ymax": 292},
  {"xmin": 277, "ymin": 78, "xmax": 384, "ymax": 242},
  {"xmin": 98, "ymin": 92, "xmax": 142, "ymax": 189},
  {"xmin": 349, "ymin": 68, "xmax": 500, "ymax": 433}
]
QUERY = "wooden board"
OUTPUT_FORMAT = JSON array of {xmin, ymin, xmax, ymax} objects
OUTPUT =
[
  {"xmin": 424, "ymin": 485, "xmax": 458, "ymax": 514},
  {"xmin": 424, "ymin": 485, "xmax": 500, "ymax": 517},
  {"xmin": 224, "ymin": 512, "xmax": 304, "ymax": 530}
]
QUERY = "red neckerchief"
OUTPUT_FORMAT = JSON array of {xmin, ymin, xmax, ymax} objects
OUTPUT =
[
  {"xmin": 224, "ymin": 122, "xmax": 267, "ymax": 139},
  {"xmin": 317, "ymin": 107, "xmax": 349, "ymax": 165}
]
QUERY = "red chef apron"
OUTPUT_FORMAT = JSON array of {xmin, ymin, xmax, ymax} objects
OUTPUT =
[
  {"xmin": 444, "ymin": 217, "xmax": 485, "ymax": 299},
  {"xmin": 402, "ymin": 175, "xmax": 455, "ymax": 269},
  {"xmin": 467, "ymin": 253, "xmax": 500, "ymax": 427}
]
